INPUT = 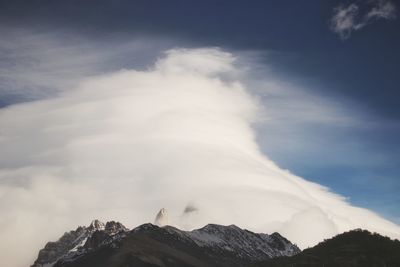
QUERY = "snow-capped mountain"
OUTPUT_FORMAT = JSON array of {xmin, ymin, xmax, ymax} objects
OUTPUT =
[
  {"xmin": 163, "ymin": 224, "xmax": 299, "ymax": 260},
  {"xmin": 32, "ymin": 221, "xmax": 300, "ymax": 267},
  {"xmin": 31, "ymin": 220, "xmax": 128, "ymax": 267}
]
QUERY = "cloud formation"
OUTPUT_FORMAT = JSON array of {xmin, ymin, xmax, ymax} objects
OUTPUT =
[
  {"xmin": 0, "ymin": 48, "xmax": 400, "ymax": 267},
  {"xmin": 331, "ymin": 0, "xmax": 397, "ymax": 39},
  {"xmin": 0, "ymin": 26, "xmax": 172, "ymax": 106}
]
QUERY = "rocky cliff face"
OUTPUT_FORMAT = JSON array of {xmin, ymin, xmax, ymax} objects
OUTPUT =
[{"xmin": 32, "ymin": 221, "xmax": 299, "ymax": 267}]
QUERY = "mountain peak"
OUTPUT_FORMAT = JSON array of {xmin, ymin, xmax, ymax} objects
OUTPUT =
[
  {"xmin": 31, "ymin": 220, "xmax": 129, "ymax": 267},
  {"xmin": 154, "ymin": 208, "xmax": 169, "ymax": 226},
  {"xmin": 88, "ymin": 219, "xmax": 105, "ymax": 231},
  {"xmin": 104, "ymin": 221, "xmax": 128, "ymax": 235},
  {"xmin": 200, "ymin": 223, "xmax": 241, "ymax": 231}
]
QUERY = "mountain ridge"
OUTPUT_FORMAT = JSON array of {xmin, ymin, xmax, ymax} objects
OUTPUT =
[
  {"xmin": 32, "ymin": 220, "xmax": 300, "ymax": 267},
  {"xmin": 32, "ymin": 220, "xmax": 400, "ymax": 267},
  {"xmin": 254, "ymin": 228, "xmax": 400, "ymax": 267}
]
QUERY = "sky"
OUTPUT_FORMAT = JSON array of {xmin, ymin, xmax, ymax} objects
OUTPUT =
[{"xmin": 0, "ymin": 1, "xmax": 399, "ymax": 267}]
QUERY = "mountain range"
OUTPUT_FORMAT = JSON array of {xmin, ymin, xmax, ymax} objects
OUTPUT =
[{"xmin": 32, "ymin": 220, "xmax": 400, "ymax": 267}]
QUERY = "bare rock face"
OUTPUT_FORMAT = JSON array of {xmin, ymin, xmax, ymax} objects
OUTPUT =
[{"xmin": 154, "ymin": 208, "xmax": 169, "ymax": 226}]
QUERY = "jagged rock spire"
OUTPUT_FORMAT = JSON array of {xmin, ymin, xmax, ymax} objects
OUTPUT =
[
  {"xmin": 154, "ymin": 208, "xmax": 169, "ymax": 226},
  {"xmin": 88, "ymin": 219, "xmax": 105, "ymax": 231}
]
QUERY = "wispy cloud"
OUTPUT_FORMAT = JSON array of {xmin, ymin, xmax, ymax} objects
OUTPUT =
[
  {"xmin": 331, "ymin": 0, "xmax": 397, "ymax": 40},
  {"xmin": 0, "ymin": 26, "xmax": 173, "ymax": 107}
]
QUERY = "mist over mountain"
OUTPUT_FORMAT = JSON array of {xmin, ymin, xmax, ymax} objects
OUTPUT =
[
  {"xmin": 1, "ymin": 1, "xmax": 400, "ymax": 267},
  {"xmin": 1, "ymin": 48, "xmax": 400, "ymax": 267}
]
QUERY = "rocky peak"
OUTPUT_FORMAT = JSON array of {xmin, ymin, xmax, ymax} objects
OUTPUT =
[
  {"xmin": 188, "ymin": 223, "xmax": 300, "ymax": 260},
  {"xmin": 133, "ymin": 223, "xmax": 160, "ymax": 232},
  {"xmin": 32, "ymin": 220, "xmax": 129, "ymax": 267},
  {"xmin": 154, "ymin": 208, "xmax": 169, "ymax": 226},
  {"xmin": 31, "ymin": 226, "xmax": 88, "ymax": 267},
  {"xmin": 105, "ymin": 221, "xmax": 128, "ymax": 235},
  {"xmin": 88, "ymin": 219, "xmax": 105, "ymax": 231}
]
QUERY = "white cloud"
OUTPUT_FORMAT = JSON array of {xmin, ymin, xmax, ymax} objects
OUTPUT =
[
  {"xmin": 366, "ymin": 0, "xmax": 397, "ymax": 19},
  {"xmin": 0, "ymin": 26, "xmax": 171, "ymax": 104},
  {"xmin": 331, "ymin": 0, "xmax": 397, "ymax": 40},
  {"xmin": 0, "ymin": 47, "xmax": 399, "ymax": 267}
]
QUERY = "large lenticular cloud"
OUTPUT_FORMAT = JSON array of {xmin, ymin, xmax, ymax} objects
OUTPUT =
[{"xmin": 0, "ymin": 48, "xmax": 399, "ymax": 267}]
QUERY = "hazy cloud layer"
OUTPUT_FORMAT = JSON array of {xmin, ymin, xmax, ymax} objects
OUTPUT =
[
  {"xmin": 331, "ymin": 0, "xmax": 397, "ymax": 39},
  {"xmin": 1, "ymin": 47, "xmax": 400, "ymax": 267},
  {"xmin": 0, "ymin": 27, "xmax": 173, "ymax": 106}
]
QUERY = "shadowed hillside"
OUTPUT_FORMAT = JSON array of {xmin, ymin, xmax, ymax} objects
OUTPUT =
[{"xmin": 254, "ymin": 229, "xmax": 400, "ymax": 267}]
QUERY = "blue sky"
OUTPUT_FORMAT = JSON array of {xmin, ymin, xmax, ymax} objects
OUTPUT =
[{"xmin": 0, "ymin": 0, "xmax": 399, "ymax": 223}]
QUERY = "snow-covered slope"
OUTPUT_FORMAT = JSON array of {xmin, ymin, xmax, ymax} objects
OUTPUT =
[
  {"xmin": 187, "ymin": 224, "xmax": 298, "ymax": 258},
  {"xmin": 158, "ymin": 224, "xmax": 299, "ymax": 265}
]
